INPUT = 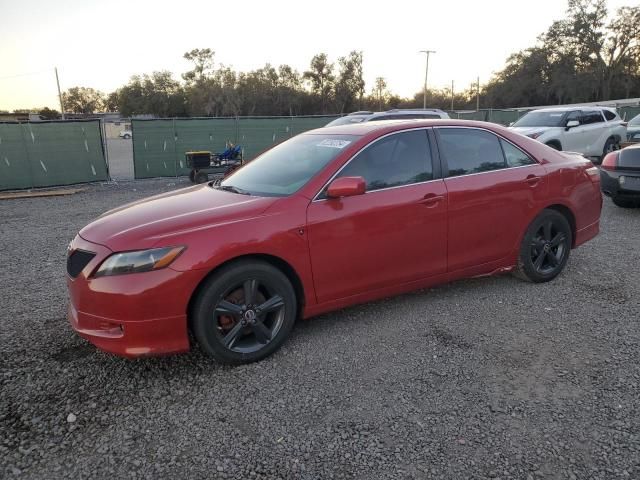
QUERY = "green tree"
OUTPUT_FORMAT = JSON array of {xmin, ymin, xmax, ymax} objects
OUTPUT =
[
  {"xmin": 303, "ymin": 53, "xmax": 335, "ymax": 113},
  {"xmin": 115, "ymin": 72, "xmax": 186, "ymax": 117},
  {"xmin": 62, "ymin": 87, "xmax": 105, "ymax": 114},
  {"xmin": 183, "ymin": 48, "xmax": 215, "ymax": 84},
  {"xmin": 335, "ymin": 51, "xmax": 365, "ymax": 113},
  {"xmin": 38, "ymin": 107, "xmax": 60, "ymax": 120}
]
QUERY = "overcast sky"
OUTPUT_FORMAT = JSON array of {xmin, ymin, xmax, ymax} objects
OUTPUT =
[{"xmin": 0, "ymin": 0, "xmax": 637, "ymax": 111}]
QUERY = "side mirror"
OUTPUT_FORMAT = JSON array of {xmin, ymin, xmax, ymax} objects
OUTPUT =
[
  {"xmin": 326, "ymin": 176, "xmax": 366, "ymax": 198},
  {"xmin": 566, "ymin": 120, "xmax": 580, "ymax": 130}
]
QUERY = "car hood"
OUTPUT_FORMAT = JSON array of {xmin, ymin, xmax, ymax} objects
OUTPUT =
[
  {"xmin": 79, "ymin": 184, "xmax": 278, "ymax": 251},
  {"xmin": 509, "ymin": 126, "xmax": 555, "ymax": 136}
]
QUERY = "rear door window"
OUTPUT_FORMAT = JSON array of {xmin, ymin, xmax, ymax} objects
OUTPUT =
[
  {"xmin": 436, "ymin": 128, "xmax": 506, "ymax": 177},
  {"xmin": 581, "ymin": 111, "xmax": 605, "ymax": 124}
]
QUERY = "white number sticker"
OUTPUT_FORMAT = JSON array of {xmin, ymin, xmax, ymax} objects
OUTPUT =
[{"xmin": 317, "ymin": 139, "xmax": 351, "ymax": 149}]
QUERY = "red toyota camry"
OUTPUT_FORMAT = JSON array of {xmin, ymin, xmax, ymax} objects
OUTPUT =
[{"xmin": 66, "ymin": 120, "xmax": 602, "ymax": 364}]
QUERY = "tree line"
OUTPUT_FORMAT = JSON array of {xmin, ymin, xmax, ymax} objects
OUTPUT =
[{"xmin": 7, "ymin": 0, "xmax": 639, "ymax": 119}]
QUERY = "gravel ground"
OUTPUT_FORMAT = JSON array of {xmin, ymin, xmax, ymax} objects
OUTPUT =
[
  {"xmin": 106, "ymin": 139, "xmax": 134, "ymax": 180},
  {"xmin": 1, "ymin": 179, "xmax": 639, "ymax": 479}
]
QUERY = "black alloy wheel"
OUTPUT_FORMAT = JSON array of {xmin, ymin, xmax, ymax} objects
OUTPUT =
[
  {"xmin": 192, "ymin": 260, "xmax": 297, "ymax": 364},
  {"xmin": 213, "ymin": 278, "xmax": 285, "ymax": 354},
  {"xmin": 529, "ymin": 221, "xmax": 567, "ymax": 276},
  {"xmin": 514, "ymin": 209, "xmax": 572, "ymax": 283}
]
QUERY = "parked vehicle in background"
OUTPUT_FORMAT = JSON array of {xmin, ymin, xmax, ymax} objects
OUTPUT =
[
  {"xmin": 626, "ymin": 114, "xmax": 640, "ymax": 143},
  {"xmin": 509, "ymin": 107, "xmax": 626, "ymax": 161},
  {"xmin": 600, "ymin": 144, "xmax": 640, "ymax": 208},
  {"xmin": 67, "ymin": 120, "xmax": 601, "ymax": 364},
  {"xmin": 119, "ymin": 130, "xmax": 132, "ymax": 139},
  {"xmin": 325, "ymin": 108, "xmax": 450, "ymax": 126}
]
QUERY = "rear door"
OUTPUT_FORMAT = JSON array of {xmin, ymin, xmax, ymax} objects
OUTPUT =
[
  {"xmin": 580, "ymin": 110, "xmax": 607, "ymax": 156},
  {"xmin": 435, "ymin": 127, "xmax": 548, "ymax": 273},
  {"xmin": 306, "ymin": 129, "xmax": 448, "ymax": 303},
  {"xmin": 561, "ymin": 110, "xmax": 587, "ymax": 152}
]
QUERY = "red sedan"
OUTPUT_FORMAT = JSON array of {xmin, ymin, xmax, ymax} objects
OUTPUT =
[{"xmin": 66, "ymin": 120, "xmax": 602, "ymax": 363}]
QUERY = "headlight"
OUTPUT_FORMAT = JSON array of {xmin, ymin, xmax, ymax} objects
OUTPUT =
[
  {"xmin": 93, "ymin": 246, "xmax": 185, "ymax": 277},
  {"xmin": 526, "ymin": 132, "xmax": 544, "ymax": 139}
]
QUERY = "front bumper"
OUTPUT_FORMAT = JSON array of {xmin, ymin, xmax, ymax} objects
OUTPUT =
[{"xmin": 66, "ymin": 235, "xmax": 206, "ymax": 358}]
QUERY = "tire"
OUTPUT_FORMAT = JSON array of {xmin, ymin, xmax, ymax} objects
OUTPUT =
[
  {"xmin": 545, "ymin": 141, "xmax": 561, "ymax": 151},
  {"xmin": 189, "ymin": 169, "xmax": 196, "ymax": 183},
  {"xmin": 123, "ymin": 134, "xmax": 131, "ymax": 139},
  {"xmin": 514, "ymin": 209, "xmax": 572, "ymax": 283},
  {"xmin": 191, "ymin": 260, "xmax": 297, "ymax": 364},
  {"xmin": 194, "ymin": 171, "xmax": 209, "ymax": 184},
  {"xmin": 612, "ymin": 197, "xmax": 638, "ymax": 208},
  {"xmin": 601, "ymin": 137, "xmax": 617, "ymax": 162}
]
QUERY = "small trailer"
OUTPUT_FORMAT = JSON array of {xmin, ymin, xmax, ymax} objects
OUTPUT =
[{"xmin": 185, "ymin": 145, "xmax": 244, "ymax": 184}]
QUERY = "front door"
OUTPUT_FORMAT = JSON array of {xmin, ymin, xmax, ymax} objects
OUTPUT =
[{"xmin": 306, "ymin": 129, "xmax": 448, "ymax": 304}]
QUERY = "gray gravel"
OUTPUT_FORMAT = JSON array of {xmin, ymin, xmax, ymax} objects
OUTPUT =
[{"xmin": 1, "ymin": 179, "xmax": 640, "ymax": 479}]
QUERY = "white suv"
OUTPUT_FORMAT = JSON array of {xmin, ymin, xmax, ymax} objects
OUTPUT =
[{"xmin": 509, "ymin": 107, "xmax": 626, "ymax": 161}]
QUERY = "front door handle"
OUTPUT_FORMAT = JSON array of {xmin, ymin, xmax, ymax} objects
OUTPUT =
[{"xmin": 419, "ymin": 194, "xmax": 444, "ymax": 207}]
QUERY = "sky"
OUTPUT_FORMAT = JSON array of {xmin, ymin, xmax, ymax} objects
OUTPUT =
[{"xmin": 0, "ymin": 0, "xmax": 638, "ymax": 111}]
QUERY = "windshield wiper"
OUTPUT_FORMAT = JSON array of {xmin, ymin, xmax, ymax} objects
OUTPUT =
[{"xmin": 215, "ymin": 184, "xmax": 251, "ymax": 195}]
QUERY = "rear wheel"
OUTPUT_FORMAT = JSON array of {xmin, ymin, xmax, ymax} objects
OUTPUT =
[
  {"xmin": 514, "ymin": 209, "xmax": 572, "ymax": 283},
  {"xmin": 191, "ymin": 260, "xmax": 297, "ymax": 364},
  {"xmin": 601, "ymin": 138, "xmax": 618, "ymax": 162},
  {"xmin": 612, "ymin": 197, "xmax": 638, "ymax": 208}
]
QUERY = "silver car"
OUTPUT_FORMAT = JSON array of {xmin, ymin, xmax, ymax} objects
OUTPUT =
[{"xmin": 326, "ymin": 109, "xmax": 450, "ymax": 127}]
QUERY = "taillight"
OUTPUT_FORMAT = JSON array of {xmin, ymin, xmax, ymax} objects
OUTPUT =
[{"xmin": 601, "ymin": 152, "xmax": 619, "ymax": 171}]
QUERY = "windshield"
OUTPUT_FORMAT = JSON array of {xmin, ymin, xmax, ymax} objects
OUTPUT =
[
  {"xmin": 325, "ymin": 115, "xmax": 369, "ymax": 127},
  {"xmin": 220, "ymin": 134, "xmax": 359, "ymax": 196},
  {"xmin": 629, "ymin": 115, "xmax": 640, "ymax": 126},
  {"xmin": 513, "ymin": 111, "xmax": 566, "ymax": 128}
]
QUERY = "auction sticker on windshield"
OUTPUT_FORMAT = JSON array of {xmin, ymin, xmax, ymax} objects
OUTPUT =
[{"xmin": 317, "ymin": 139, "xmax": 352, "ymax": 149}]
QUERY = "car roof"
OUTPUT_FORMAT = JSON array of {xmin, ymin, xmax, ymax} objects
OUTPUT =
[{"xmin": 531, "ymin": 106, "xmax": 617, "ymax": 113}]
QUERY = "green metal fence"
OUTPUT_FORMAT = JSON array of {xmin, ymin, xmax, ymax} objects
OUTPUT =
[
  {"xmin": 0, "ymin": 120, "xmax": 108, "ymax": 191},
  {"xmin": 132, "ymin": 116, "xmax": 338, "ymax": 179}
]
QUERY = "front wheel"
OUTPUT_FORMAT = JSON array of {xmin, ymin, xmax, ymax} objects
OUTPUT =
[
  {"xmin": 191, "ymin": 260, "xmax": 297, "ymax": 364},
  {"xmin": 601, "ymin": 138, "xmax": 618, "ymax": 161},
  {"xmin": 514, "ymin": 209, "xmax": 572, "ymax": 283}
]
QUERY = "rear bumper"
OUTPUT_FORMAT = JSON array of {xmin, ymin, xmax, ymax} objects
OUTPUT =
[
  {"xmin": 66, "ymin": 234, "xmax": 206, "ymax": 358},
  {"xmin": 600, "ymin": 169, "xmax": 640, "ymax": 199}
]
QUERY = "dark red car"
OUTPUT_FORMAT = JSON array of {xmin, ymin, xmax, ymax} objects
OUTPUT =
[{"xmin": 67, "ymin": 120, "xmax": 602, "ymax": 363}]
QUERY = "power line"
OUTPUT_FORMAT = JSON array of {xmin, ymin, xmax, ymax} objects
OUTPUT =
[{"xmin": 0, "ymin": 69, "xmax": 53, "ymax": 81}]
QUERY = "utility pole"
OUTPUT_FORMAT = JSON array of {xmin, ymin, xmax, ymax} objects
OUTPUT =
[
  {"xmin": 55, "ymin": 67, "xmax": 65, "ymax": 120},
  {"xmin": 476, "ymin": 76, "xmax": 480, "ymax": 112},
  {"xmin": 420, "ymin": 50, "xmax": 436, "ymax": 109},
  {"xmin": 451, "ymin": 80, "xmax": 454, "ymax": 111}
]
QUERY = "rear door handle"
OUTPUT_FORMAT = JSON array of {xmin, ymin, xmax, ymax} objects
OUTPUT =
[
  {"xmin": 525, "ymin": 174, "xmax": 541, "ymax": 187},
  {"xmin": 419, "ymin": 194, "xmax": 444, "ymax": 207}
]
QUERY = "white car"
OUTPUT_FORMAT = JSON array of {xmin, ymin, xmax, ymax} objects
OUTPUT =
[
  {"xmin": 119, "ymin": 130, "xmax": 132, "ymax": 139},
  {"xmin": 509, "ymin": 107, "xmax": 627, "ymax": 161}
]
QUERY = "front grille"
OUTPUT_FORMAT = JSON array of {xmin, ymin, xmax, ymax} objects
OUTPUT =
[{"xmin": 67, "ymin": 250, "xmax": 96, "ymax": 278}]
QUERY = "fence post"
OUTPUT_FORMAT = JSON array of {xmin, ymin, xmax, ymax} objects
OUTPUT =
[
  {"xmin": 18, "ymin": 122, "xmax": 35, "ymax": 189},
  {"xmin": 173, "ymin": 118, "xmax": 178, "ymax": 178}
]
